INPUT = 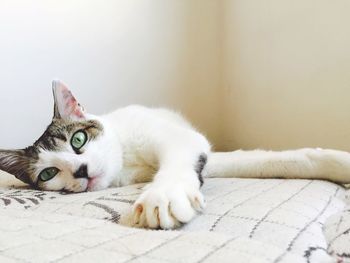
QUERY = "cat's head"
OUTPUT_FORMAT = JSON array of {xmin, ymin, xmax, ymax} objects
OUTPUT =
[{"xmin": 0, "ymin": 81, "xmax": 122, "ymax": 192}]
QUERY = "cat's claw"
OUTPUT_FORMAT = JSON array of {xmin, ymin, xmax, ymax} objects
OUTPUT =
[{"xmin": 133, "ymin": 183, "xmax": 205, "ymax": 229}]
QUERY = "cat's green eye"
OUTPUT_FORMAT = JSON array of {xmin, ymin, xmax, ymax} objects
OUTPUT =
[
  {"xmin": 39, "ymin": 167, "xmax": 59, "ymax": 181},
  {"xmin": 71, "ymin": 131, "xmax": 87, "ymax": 150}
]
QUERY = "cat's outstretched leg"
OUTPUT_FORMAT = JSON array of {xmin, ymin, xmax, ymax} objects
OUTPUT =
[
  {"xmin": 132, "ymin": 131, "xmax": 210, "ymax": 229},
  {"xmin": 204, "ymin": 148, "xmax": 350, "ymax": 183}
]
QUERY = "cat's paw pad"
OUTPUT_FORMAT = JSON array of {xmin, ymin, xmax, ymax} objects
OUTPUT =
[{"xmin": 132, "ymin": 184, "xmax": 205, "ymax": 229}]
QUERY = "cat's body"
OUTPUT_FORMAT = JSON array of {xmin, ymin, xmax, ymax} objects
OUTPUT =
[
  {"xmin": 1, "ymin": 80, "xmax": 350, "ymax": 229},
  {"xmin": 104, "ymin": 105, "xmax": 210, "ymax": 187}
]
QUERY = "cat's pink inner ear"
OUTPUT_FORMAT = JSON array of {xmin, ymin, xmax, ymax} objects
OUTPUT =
[{"xmin": 53, "ymin": 80, "xmax": 85, "ymax": 120}]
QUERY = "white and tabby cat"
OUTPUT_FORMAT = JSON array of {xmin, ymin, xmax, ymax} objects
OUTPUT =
[{"xmin": 1, "ymin": 81, "xmax": 350, "ymax": 229}]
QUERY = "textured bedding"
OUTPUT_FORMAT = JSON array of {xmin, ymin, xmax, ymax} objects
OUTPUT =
[{"xmin": 0, "ymin": 171, "xmax": 349, "ymax": 263}]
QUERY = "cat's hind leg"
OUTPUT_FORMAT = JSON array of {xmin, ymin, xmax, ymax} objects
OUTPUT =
[{"xmin": 204, "ymin": 148, "xmax": 350, "ymax": 183}]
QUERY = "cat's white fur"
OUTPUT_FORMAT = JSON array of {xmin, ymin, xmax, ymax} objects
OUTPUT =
[
  {"xmin": 103, "ymin": 106, "xmax": 210, "ymax": 228},
  {"xmin": 36, "ymin": 81, "xmax": 350, "ymax": 229},
  {"xmin": 39, "ymin": 104, "xmax": 210, "ymax": 229},
  {"xmin": 205, "ymin": 149, "xmax": 350, "ymax": 183}
]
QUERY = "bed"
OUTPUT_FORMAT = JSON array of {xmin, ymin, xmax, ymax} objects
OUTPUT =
[{"xmin": 0, "ymin": 171, "xmax": 349, "ymax": 263}]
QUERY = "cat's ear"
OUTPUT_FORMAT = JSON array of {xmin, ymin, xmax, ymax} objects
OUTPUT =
[
  {"xmin": 52, "ymin": 80, "xmax": 86, "ymax": 120},
  {"xmin": 0, "ymin": 149, "xmax": 32, "ymax": 185}
]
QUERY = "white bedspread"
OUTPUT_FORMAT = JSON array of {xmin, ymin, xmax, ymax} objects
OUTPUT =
[{"xmin": 0, "ymin": 171, "xmax": 349, "ymax": 263}]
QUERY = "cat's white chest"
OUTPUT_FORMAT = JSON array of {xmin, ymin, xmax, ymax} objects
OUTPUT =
[
  {"xmin": 113, "ymin": 134, "xmax": 159, "ymax": 186},
  {"xmin": 103, "ymin": 105, "xmax": 191, "ymax": 187}
]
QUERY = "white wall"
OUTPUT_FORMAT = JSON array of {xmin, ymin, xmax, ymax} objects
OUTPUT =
[
  {"xmin": 220, "ymin": 0, "xmax": 350, "ymax": 151},
  {"xmin": 0, "ymin": 0, "xmax": 221, "ymax": 149},
  {"xmin": 3, "ymin": 1, "xmax": 350, "ymax": 152}
]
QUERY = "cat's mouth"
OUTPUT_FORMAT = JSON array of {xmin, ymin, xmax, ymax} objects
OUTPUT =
[{"xmin": 86, "ymin": 176, "xmax": 101, "ymax": 191}]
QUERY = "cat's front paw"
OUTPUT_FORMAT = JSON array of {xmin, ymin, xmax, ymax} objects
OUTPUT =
[{"xmin": 133, "ymin": 183, "xmax": 205, "ymax": 229}]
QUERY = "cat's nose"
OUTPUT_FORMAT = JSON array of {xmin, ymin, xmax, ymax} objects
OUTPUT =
[{"xmin": 74, "ymin": 164, "xmax": 88, "ymax": 179}]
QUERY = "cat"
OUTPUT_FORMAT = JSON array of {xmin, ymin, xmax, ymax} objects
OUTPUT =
[{"xmin": 1, "ymin": 80, "xmax": 350, "ymax": 229}]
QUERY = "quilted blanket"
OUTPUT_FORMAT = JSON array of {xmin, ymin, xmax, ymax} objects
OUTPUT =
[{"xmin": 0, "ymin": 171, "xmax": 349, "ymax": 263}]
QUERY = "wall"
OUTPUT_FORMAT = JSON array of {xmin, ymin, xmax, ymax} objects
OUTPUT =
[
  {"xmin": 2, "ymin": 1, "xmax": 350, "ymax": 152},
  {"xmin": 0, "ymin": 0, "xmax": 221, "ymax": 149},
  {"xmin": 221, "ymin": 0, "xmax": 350, "ymax": 151}
]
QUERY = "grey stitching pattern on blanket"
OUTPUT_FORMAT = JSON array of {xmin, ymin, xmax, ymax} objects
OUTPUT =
[
  {"xmin": 304, "ymin": 246, "xmax": 328, "ymax": 263},
  {"xmin": 52, "ymin": 230, "xmax": 141, "ymax": 262},
  {"xmin": 210, "ymin": 180, "xmax": 286, "ymax": 231},
  {"xmin": 0, "ymin": 177, "xmax": 347, "ymax": 262},
  {"xmin": 196, "ymin": 237, "xmax": 237, "ymax": 263},
  {"xmin": 84, "ymin": 201, "xmax": 121, "ymax": 223},
  {"xmin": 274, "ymin": 188, "xmax": 338, "ymax": 263},
  {"xmin": 0, "ymin": 189, "xmax": 57, "ymax": 208},
  {"xmin": 249, "ymin": 181, "xmax": 313, "ymax": 238},
  {"xmin": 327, "ymin": 226, "xmax": 350, "ymax": 250},
  {"xmin": 208, "ymin": 180, "xmax": 261, "ymax": 202},
  {"xmin": 125, "ymin": 233, "xmax": 183, "ymax": 262},
  {"xmin": 97, "ymin": 197, "xmax": 135, "ymax": 204}
]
